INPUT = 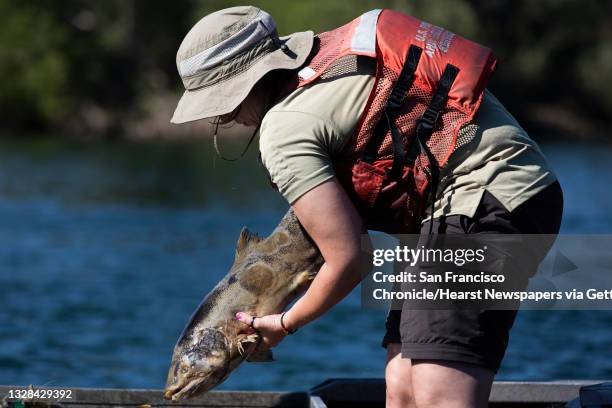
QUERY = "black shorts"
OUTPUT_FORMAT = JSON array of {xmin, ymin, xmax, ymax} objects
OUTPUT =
[{"xmin": 382, "ymin": 181, "xmax": 564, "ymax": 372}]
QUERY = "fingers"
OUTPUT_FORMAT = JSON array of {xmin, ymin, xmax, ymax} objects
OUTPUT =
[
  {"xmin": 236, "ymin": 312, "xmax": 256, "ymax": 328},
  {"xmin": 236, "ymin": 312, "xmax": 272, "ymax": 330},
  {"xmin": 235, "ymin": 312, "xmax": 266, "ymax": 349},
  {"xmin": 235, "ymin": 312, "xmax": 257, "ymax": 334},
  {"xmin": 235, "ymin": 312, "xmax": 287, "ymax": 350}
]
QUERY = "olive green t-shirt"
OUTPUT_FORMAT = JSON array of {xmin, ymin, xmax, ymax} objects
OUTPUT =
[{"xmin": 259, "ymin": 71, "xmax": 557, "ymax": 221}]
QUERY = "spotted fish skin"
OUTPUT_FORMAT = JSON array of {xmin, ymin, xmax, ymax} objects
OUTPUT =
[{"xmin": 164, "ymin": 210, "xmax": 323, "ymax": 400}]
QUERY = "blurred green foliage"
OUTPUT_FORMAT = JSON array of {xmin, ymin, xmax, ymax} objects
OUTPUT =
[{"xmin": 0, "ymin": 0, "xmax": 610, "ymax": 138}]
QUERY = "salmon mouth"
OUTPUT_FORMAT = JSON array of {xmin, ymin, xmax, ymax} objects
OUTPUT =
[{"xmin": 164, "ymin": 376, "xmax": 213, "ymax": 401}]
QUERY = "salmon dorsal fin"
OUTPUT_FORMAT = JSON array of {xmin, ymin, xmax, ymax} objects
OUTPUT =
[{"xmin": 235, "ymin": 227, "xmax": 262, "ymax": 260}]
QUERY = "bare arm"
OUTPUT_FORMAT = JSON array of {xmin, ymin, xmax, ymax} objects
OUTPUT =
[
  {"xmin": 236, "ymin": 178, "xmax": 369, "ymax": 347},
  {"xmin": 283, "ymin": 178, "xmax": 367, "ymax": 330}
]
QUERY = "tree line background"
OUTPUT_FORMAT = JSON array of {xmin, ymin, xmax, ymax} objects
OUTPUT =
[{"xmin": 1, "ymin": 0, "xmax": 610, "ymax": 141}]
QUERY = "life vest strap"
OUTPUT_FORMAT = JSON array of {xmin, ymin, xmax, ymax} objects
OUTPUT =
[
  {"xmin": 388, "ymin": 45, "xmax": 423, "ymax": 112},
  {"xmin": 362, "ymin": 44, "xmax": 423, "ymax": 175},
  {"xmin": 412, "ymin": 63, "xmax": 460, "ymax": 233},
  {"xmin": 420, "ymin": 64, "xmax": 460, "ymax": 134}
]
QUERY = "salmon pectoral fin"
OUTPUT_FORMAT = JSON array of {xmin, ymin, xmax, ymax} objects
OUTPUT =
[
  {"xmin": 236, "ymin": 333, "xmax": 259, "ymax": 355},
  {"xmin": 246, "ymin": 349, "xmax": 274, "ymax": 363}
]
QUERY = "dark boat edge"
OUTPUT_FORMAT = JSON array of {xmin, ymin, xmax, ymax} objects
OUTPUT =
[{"xmin": 0, "ymin": 379, "xmax": 607, "ymax": 408}]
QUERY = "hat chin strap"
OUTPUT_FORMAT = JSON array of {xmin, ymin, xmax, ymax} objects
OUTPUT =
[
  {"xmin": 213, "ymin": 122, "xmax": 260, "ymax": 162},
  {"xmin": 212, "ymin": 78, "xmax": 278, "ymax": 161}
]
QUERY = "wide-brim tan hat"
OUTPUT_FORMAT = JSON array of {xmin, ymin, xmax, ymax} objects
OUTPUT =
[{"xmin": 171, "ymin": 6, "xmax": 314, "ymax": 124}]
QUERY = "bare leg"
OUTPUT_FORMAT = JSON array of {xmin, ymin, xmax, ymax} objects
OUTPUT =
[
  {"xmin": 411, "ymin": 360, "xmax": 494, "ymax": 408},
  {"xmin": 385, "ymin": 343, "xmax": 415, "ymax": 408}
]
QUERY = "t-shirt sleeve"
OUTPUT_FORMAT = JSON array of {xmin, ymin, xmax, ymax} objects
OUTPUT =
[{"xmin": 259, "ymin": 110, "xmax": 341, "ymax": 204}]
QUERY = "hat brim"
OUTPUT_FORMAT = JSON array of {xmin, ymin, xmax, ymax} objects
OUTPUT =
[{"xmin": 171, "ymin": 30, "xmax": 314, "ymax": 124}]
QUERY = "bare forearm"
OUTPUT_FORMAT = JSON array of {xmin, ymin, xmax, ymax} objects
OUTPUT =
[
  {"xmin": 284, "ymin": 261, "xmax": 362, "ymax": 330},
  {"xmin": 285, "ymin": 179, "xmax": 367, "ymax": 332}
]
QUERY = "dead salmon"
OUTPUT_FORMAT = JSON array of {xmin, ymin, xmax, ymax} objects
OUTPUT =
[{"xmin": 164, "ymin": 209, "xmax": 323, "ymax": 400}]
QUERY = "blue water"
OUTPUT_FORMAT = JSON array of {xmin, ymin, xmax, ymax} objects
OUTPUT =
[{"xmin": 0, "ymin": 140, "xmax": 611, "ymax": 391}]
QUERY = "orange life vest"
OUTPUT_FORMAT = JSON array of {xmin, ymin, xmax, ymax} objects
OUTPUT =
[{"xmin": 295, "ymin": 9, "xmax": 497, "ymax": 233}]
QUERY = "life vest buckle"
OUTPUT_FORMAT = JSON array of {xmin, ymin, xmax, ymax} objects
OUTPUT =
[{"xmin": 419, "ymin": 106, "xmax": 441, "ymax": 130}]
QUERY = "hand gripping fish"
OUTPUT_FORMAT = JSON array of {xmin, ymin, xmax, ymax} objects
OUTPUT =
[{"xmin": 164, "ymin": 210, "xmax": 323, "ymax": 400}]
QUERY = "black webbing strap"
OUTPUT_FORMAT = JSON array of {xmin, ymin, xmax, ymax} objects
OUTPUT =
[
  {"xmin": 412, "ymin": 63, "xmax": 460, "ymax": 233},
  {"xmin": 362, "ymin": 45, "xmax": 422, "ymax": 179},
  {"xmin": 414, "ymin": 64, "xmax": 459, "ymax": 145}
]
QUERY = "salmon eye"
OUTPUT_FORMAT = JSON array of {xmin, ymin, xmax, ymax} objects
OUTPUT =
[{"xmin": 180, "ymin": 366, "xmax": 189, "ymax": 375}]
